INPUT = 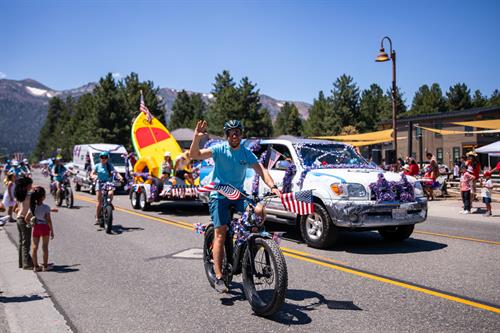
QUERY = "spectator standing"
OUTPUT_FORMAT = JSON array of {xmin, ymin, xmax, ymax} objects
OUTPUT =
[
  {"xmin": 14, "ymin": 177, "xmax": 34, "ymax": 269},
  {"xmin": 459, "ymin": 166, "xmax": 475, "ymax": 214},
  {"xmin": 466, "ymin": 152, "xmax": 481, "ymax": 201},
  {"xmin": 3, "ymin": 173, "xmax": 16, "ymax": 222},
  {"xmin": 26, "ymin": 187, "xmax": 54, "ymax": 271},
  {"xmin": 481, "ymin": 172, "xmax": 493, "ymax": 217},
  {"xmin": 408, "ymin": 159, "xmax": 420, "ymax": 176}
]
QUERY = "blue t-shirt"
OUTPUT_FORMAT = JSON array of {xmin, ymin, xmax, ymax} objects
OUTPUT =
[
  {"xmin": 209, "ymin": 142, "xmax": 258, "ymax": 198},
  {"xmin": 95, "ymin": 162, "xmax": 115, "ymax": 182},
  {"xmin": 52, "ymin": 164, "xmax": 66, "ymax": 181}
]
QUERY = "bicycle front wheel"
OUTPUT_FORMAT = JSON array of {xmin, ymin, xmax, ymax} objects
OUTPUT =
[
  {"xmin": 242, "ymin": 238, "xmax": 288, "ymax": 317},
  {"xmin": 104, "ymin": 205, "xmax": 113, "ymax": 234}
]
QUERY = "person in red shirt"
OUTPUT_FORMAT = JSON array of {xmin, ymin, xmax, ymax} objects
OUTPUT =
[
  {"xmin": 408, "ymin": 159, "xmax": 420, "ymax": 176},
  {"xmin": 466, "ymin": 152, "xmax": 481, "ymax": 201}
]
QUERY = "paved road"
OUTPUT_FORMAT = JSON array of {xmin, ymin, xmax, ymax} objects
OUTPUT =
[{"xmin": 1, "ymin": 172, "xmax": 499, "ymax": 332}]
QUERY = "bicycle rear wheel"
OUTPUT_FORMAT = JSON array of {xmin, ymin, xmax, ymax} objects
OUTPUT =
[
  {"xmin": 203, "ymin": 225, "xmax": 233, "ymax": 289},
  {"xmin": 242, "ymin": 238, "xmax": 288, "ymax": 317}
]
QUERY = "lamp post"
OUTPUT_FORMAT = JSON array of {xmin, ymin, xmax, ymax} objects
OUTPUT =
[{"xmin": 375, "ymin": 36, "xmax": 397, "ymax": 166}]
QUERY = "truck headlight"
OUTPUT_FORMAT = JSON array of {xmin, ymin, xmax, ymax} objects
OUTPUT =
[
  {"xmin": 330, "ymin": 183, "xmax": 346, "ymax": 197},
  {"xmin": 346, "ymin": 183, "xmax": 367, "ymax": 197},
  {"xmin": 414, "ymin": 181, "xmax": 424, "ymax": 198}
]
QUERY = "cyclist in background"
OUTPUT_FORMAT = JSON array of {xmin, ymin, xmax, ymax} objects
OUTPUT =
[
  {"xmin": 51, "ymin": 158, "xmax": 67, "ymax": 198},
  {"xmin": 91, "ymin": 152, "xmax": 123, "ymax": 225}
]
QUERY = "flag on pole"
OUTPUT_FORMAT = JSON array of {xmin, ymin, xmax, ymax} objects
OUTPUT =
[
  {"xmin": 140, "ymin": 91, "xmax": 153, "ymax": 123},
  {"xmin": 197, "ymin": 182, "xmax": 241, "ymax": 200},
  {"xmin": 267, "ymin": 148, "xmax": 282, "ymax": 169},
  {"xmin": 280, "ymin": 190, "xmax": 314, "ymax": 215}
]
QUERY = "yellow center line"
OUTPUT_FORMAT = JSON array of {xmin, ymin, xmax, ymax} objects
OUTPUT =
[
  {"xmin": 74, "ymin": 194, "xmax": 500, "ymax": 314},
  {"xmin": 282, "ymin": 252, "xmax": 500, "ymax": 314},
  {"xmin": 415, "ymin": 230, "xmax": 500, "ymax": 246}
]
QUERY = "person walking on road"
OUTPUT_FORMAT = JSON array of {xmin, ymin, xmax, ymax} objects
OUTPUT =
[
  {"xmin": 14, "ymin": 176, "xmax": 34, "ymax": 269},
  {"xmin": 189, "ymin": 119, "xmax": 281, "ymax": 293},
  {"xmin": 25, "ymin": 186, "xmax": 54, "ymax": 271}
]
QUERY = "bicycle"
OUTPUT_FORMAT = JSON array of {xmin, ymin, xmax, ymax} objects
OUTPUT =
[
  {"xmin": 55, "ymin": 172, "xmax": 74, "ymax": 208},
  {"xmin": 197, "ymin": 191, "xmax": 288, "ymax": 317},
  {"xmin": 97, "ymin": 181, "xmax": 116, "ymax": 234}
]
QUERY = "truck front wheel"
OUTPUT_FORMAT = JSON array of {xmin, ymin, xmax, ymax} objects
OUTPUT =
[
  {"xmin": 299, "ymin": 202, "xmax": 339, "ymax": 249},
  {"xmin": 378, "ymin": 225, "xmax": 414, "ymax": 241}
]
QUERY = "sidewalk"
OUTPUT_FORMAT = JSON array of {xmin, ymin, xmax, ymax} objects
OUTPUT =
[
  {"xmin": 427, "ymin": 198, "xmax": 500, "ymax": 221},
  {"xmin": 0, "ymin": 225, "xmax": 71, "ymax": 333}
]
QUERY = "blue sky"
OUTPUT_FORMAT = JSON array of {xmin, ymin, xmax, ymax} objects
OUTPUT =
[{"xmin": 1, "ymin": 0, "xmax": 499, "ymax": 105}]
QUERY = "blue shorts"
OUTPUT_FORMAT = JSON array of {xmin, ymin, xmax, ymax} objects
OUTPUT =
[
  {"xmin": 483, "ymin": 197, "xmax": 491, "ymax": 204},
  {"xmin": 209, "ymin": 197, "xmax": 247, "ymax": 229}
]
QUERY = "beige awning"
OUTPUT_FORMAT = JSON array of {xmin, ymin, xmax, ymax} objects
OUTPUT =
[
  {"xmin": 345, "ymin": 136, "xmax": 407, "ymax": 147},
  {"xmin": 416, "ymin": 125, "xmax": 500, "ymax": 135},
  {"xmin": 452, "ymin": 119, "xmax": 500, "ymax": 130},
  {"xmin": 311, "ymin": 129, "xmax": 393, "ymax": 141}
]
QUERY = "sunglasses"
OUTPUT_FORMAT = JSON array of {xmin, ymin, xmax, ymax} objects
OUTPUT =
[
  {"xmin": 227, "ymin": 129, "xmax": 242, "ymax": 137},
  {"xmin": 100, "ymin": 156, "xmax": 108, "ymax": 159}
]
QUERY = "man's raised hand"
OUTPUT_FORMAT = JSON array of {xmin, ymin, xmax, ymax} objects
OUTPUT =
[{"xmin": 194, "ymin": 120, "xmax": 208, "ymax": 138}]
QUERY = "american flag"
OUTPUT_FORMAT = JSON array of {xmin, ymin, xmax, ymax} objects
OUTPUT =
[
  {"xmin": 280, "ymin": 190, "xmax": 314, "ymax": 215},
  {"xmin": 197, "ymin": 182, "xmax": 241, "ymax": 200},
  {"xmin": 140, "ymin": 91, "xmax": 153, "ymax": 123}
]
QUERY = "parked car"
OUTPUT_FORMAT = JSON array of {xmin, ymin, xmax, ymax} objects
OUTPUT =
[
  {"xmin": 201, "ymin": 138, "xmax": 428, "ymax": 248},
  {"xmin": 72, "ymin": 144, "xmax": 128, "ymax": 194}
]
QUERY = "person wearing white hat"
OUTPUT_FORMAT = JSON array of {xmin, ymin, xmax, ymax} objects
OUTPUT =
[{"xmin": 161, "ymin": 152, "xmax": 173, "ymax": 178}]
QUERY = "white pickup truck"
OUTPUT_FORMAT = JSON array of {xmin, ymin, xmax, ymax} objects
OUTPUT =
[{"xmin": 241, "ymin": 138, "xmax": 428, "ymax": 248}]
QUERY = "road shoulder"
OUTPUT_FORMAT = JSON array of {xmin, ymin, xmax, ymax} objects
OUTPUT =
[{"xmin": 0, "ymin": 225, "xmax": 72, "ymax": 333}]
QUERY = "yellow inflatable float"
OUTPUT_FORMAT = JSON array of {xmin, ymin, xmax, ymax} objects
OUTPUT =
[{"xmin": 131, "ymin": 112, "xmax": 182, "ymax": 178}]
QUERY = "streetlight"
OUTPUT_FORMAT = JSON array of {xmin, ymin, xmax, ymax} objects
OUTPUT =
[{"xmin": 375, "ymin": 36, "xmax": 397, "ymax": 166}]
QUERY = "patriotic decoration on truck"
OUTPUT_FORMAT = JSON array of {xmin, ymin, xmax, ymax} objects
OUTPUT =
[
  {"xmin": 197, "ymin": 182, "xmax": 241, "ymax": 200},
  {"xmin": 140, "ymin": 90, "xmax": 153, "ymax": 123},
  {"xmin": 280, "ymin": 190, "xmax": 314, "ymax": 215}
]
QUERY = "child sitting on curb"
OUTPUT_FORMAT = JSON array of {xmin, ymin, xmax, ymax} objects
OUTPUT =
[{"xmin": 481, "ymin": 171, "xmax": 493, "ymax": 217}]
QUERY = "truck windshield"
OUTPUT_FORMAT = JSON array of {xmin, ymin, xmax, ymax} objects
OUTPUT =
[
  {"xmin": 92, "ymin": 153, "xmax": 126, "ymax": 167},
  {"xmin": 296, "ymin": 143, "xmax": 368, "ymax": 167}
]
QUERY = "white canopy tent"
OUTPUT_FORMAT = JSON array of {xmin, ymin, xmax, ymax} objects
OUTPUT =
[{"xmin": 475, "ymin": 140, "xmax": 500, "ymax": 167}]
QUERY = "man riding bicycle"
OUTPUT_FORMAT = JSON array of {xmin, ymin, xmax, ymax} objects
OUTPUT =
[
  {"xmin": 189, "ymin": 119, "xmax": 281, "ymax": 293},
  {"xmin": 91, "ymin": 152, "xmax": 123, "ymax": 225},
  {"xmin": 51, "ymin": 158, "xmax": 67, "ymax": 197}
]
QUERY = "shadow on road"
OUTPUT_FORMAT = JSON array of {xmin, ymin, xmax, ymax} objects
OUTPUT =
[
  {"xmin": 0, "ymin": 294, "xmax": 46, "ymax": 303},
  {"xmin": 150, "ymin": 202, "xmax": 209, "ymax": 217},
  {"xmin": 111, "ymin": 225, "xmax": 145, "ymax": 234},
  {"xmin": 335, "ymin": 232, "xmax": 447, "ymax": 255},
  {"xmin": 50, "ymin": 264, "xmax": 80, "ymax": 273},
  {"xmin": 220, "ymin": 284, "xmax": 361, "ymax": 325}
]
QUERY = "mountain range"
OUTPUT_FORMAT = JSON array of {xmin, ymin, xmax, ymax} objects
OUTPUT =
[{"xmin": 0, "ymin": 78, "xmax": 311, "ymax": 155}]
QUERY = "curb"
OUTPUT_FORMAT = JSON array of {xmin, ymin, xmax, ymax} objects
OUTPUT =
[{"xmin": 0, "ymin": 225, "xmax": 72, "ymax": 333}]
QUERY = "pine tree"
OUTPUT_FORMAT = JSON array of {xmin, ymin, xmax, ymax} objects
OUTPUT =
[
  {"xmin": 358, "ymin": 84, "xmax": 390, "ymax": 132},
  {"xmin": 488, "ymin": 89, "xmax": 500, "ymax": 107},
  {"xmin": 170, "ymin": 90, "xmax": 193, "ymax": 129},
  {"xmin": 330, "ymin": 74, "xmax": 360, "ymax": 129},
  {"xmin": 409, "ymin": 83, "xmax": 446, "ymax": 115},
  {"xmin": 303, "ymin": 91, "xmax": 331, "ymax": 136},
  {"xmin": 207, "ymin": 70, "xmax": 240, "ymax": 136},
  {"xmin": 446, "ymin": 83, "xmax": 472, "ymax": 111},
  {"xmin": 380, "ymin": 86, "xmax": 407, "ymax": 120},
  {"xmin": 33, "ymin": 97, "xmax": 67, "ymax": 159},
  {"xmin": 472, "ymin": 89, "xmax": 488, "ymax": 108},
  {"xmin": 274, "ymin": 102, "xmax": 303, "ymax": 136},
  {"xmin": 239, "ymin": 77, "xmax": 267, "ymax": 137}
]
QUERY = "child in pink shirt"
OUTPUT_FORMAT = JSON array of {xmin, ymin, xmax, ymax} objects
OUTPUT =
[{"xmin": 460, "ymin": 166, "xmax": 475, "ymax": 214}]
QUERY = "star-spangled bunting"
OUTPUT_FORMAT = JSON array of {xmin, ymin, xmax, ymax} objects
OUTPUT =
[
  {"xmin": 280, "ymin": 190, "xmax": 314, "ymax": 215},
  {"xmin": 197, "ymin": 182, "xmax": 241, "ymax": 200},
  {"xmin": 140, "ymin": 91, "xmax": 153, "ymax": 123}
]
